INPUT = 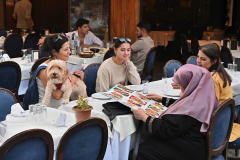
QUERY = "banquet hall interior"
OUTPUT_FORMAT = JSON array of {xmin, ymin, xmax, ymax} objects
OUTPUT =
[{"xmin": 1, "ymin": 0, "xmax": 240, "ymax": 159}]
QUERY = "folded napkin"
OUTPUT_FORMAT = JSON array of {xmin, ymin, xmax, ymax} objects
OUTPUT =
[
  {"xmin": 21, "ymin": 59, "xmax": 32, "ymax": 66},
  {"xmin": 0, "ymin": 36, "xmax": 5, "ymax": 41},
  {"xmin": 0, "ymin": 122, "xmax": 7, "ymax": 142},
  {"xmin": 2, "ymin": 54, "xmax": 10, "ymax": 61},
  {"xmin": 51, "ymin": 113, "xmax": 68, "ymax": 127},
  {"xmin": 11, "ymin": 103, "xmax": 27, "ymax": 117}
]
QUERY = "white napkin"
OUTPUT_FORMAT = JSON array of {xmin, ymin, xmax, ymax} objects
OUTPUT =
[
  {"xmin": 0, "ymin": 122, "xmax": 7, "ymax": 142},
  {"xmin": 2, "ymin": 54, "xmax": 10, "ymax": 61},
  {"xmin": 11, "ymin": 103, "xmax": 27, "ymax": 117},
  {"xmin": 0, "ymin": 36, "xmax": 5, "ymax": 41},
  {"xmin": 21, "ymin": 59, "xmax": 32, "ymax": 66},
  {"xmin": 51, "ymin": 113, "xmax": 68, "ymax": 127}
]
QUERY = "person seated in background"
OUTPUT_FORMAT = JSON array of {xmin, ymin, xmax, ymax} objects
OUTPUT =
[
  {"xmin": 172, "ymin": 43, "xmax": 232, "ymax": 104},
  {"xmin": 131, "ymin": 21, "xmax": 154, "ymax": 75},
  {"xmin": 37, "ymin": 35, "xmax": 84, "ymax": 108},
  {"xmin": 70, "ymin": 7, "xmax": 84, "ymax": 27},
  {"xmin": 131, "ymin": 64, "xmax": 219, "ymax": 160},
  {"xmin": 96, "ymin": 38, "xmax": 141, "ymax": 92},
  {"xmin": 66, "ymin": 18, "xmax": 103, "ymax": 48},
  {"xmin": 37, "ymin": 19, "xmax": 103, "ymax": 48}
]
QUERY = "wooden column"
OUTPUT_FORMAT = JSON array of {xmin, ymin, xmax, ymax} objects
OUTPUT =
[
  {"xmin": 110, "ymin": 0, "xmax": 140, "ymax": 43},
  {"xmin": 0, "ymin": 0, "xmax": 5, "ymax": 29}
]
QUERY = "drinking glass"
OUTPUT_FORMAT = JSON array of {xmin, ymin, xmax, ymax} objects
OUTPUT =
[
  {"xmin": 162, "ymin": 77, "xmax": 168, "ymax": 92},
  {"xmin": 228, "ymin": 63, "xmax": 233, "ymax": 74},
  {"xmin": 142, "ymin": 80, "xmax": 149, "ymax": 94},
  {"xmin": 29, "ymin": 105, "xmax": 34, "ymax": 122},
  {"xmin": 130, "ymin": 85, "xmax": 137, "ymax": 91},
  {"xmin": 233, "ymin": 64, "xmax": 238, "ymax": 75},
  {"xmin": 41, "ymin": 105, "xmax": 47, "ymax": 125}
]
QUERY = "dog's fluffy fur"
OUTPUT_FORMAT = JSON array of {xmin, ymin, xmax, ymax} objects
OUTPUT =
[{"xmin": 42, "ymin": 59, "xmax": 87, "ymax": 106}]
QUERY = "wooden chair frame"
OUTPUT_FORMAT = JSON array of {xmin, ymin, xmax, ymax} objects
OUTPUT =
[
  {"xmin": 163, "ymin": 60, "xmax": 182, "ymax": 77},
  {"xmin": 0, "ymin": 129, "xmax": 54, "ymax": 160},
  {"xmin": 141, "ymin": 47, "xmax": 157, "ymax": 82},
  {"xmin": 0, "ymin": 87, "xmax": 18, "ymax": 103},
  {"xmin": 0, "ymin": 61, "xmax": 21, "ymax": 102},
  {"xmin": 205, "ymin": 98, "xmax": 235, "ymax": 160},
  {"xmin": 56, "ymin": 118, "xmax": 108, "ymax": 160},
  {"xmin": 4, "ymin": 33, "xmax": 23, "ymax": 58}
]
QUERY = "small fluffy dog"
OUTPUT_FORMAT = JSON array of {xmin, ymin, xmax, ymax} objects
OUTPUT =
[{"xmin": 42, "ymin": 59, "xmax": 87, "ymax": 106}]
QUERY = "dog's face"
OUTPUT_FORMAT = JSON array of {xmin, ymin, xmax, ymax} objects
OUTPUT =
[{"xmin": 45, "ymin": 60, "xmax": 70, "ymax": 83}]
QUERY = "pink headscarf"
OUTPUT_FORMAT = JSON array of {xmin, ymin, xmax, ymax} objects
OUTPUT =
[{"xmin": 159, "ymin": 64, "xmax": 219, "ymax": 133}]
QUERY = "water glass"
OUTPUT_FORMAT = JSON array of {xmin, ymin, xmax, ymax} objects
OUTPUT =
[
  {"xmin": 228, "ymin": 63, "xmax": 233, "ymax": 73},
  {"xmin": 233, "ymin": 64, "xmax": 238, "ymax": 74},
  {"xmin": 41, "ymin": 105, "xmax": 47, "ymax": 125},
  {"xmin": 142, "ymin": 80, "xmax": 149, "ymax": 94},
  {"xmin": 162, "ymin": 77, "xmax": 168, "ymax": 92},
  {"xmin": 29, "ymin": 105, "xmax": 35, "ymax": 122},
  {"xmin": 130, "ymin": 85, "xmax": 137, "ymax": 91}
]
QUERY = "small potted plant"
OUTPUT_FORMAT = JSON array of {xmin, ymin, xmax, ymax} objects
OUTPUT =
[{"xmin": 72, "ymin": 96, "xmax": 93, "ymax": 122}]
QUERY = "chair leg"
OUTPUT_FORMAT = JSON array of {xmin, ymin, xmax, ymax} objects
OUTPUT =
[
  {"xmin": 236, "ymin": 149, "xmax": 239, "ymax": 157},
  {"xmin": 132, "ymin": 121, "xmax": 143, "ymax": 160}
]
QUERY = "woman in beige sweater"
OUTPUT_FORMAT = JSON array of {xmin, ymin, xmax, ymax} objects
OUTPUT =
[{"xmin": 96, "ymin": 38, "xmax": 141, "ymax": 92}]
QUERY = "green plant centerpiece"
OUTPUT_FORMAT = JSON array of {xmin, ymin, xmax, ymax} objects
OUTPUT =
[
  {"xmin": 76, "ymin": 96, "xmax": 91, "ymax": 110},
  {"xmin": 72, "ymin": 96, "xmax": 93, "ymax": 122}
]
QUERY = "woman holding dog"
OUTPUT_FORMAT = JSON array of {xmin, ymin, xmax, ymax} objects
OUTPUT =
[
  {"xmin": 96, "ymin": 38, "xmax": 141, "ymax": 92},
  {"xmin": 37, "ymin": 34, "xmax": 85, "ymax": 108}
]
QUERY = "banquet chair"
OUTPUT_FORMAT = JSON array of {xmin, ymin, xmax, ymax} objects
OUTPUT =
[
  {"xmin": 24, "ymin": 33, "xmax": 41, "ymax": 50},
  {"xmin": 0, "ymin": 29, "xmax": 7, "ymax": 37},
  {"xmin": 0, "ymin": 129, "xmax": 54, "ymax": 160},
  {"xmin": 191, "ymin": 37, "xmax": 199, "ymax": 56},
  {"xmin": 0, "ymin": 88, "xmax": 18, "ymax": 121},
  {"xmin": 205, "ymin": 98, "xmax": 235, "ymax": 160},
  {"xmin": 0, "ymin": 61, "xmax": 21, "ymax": 102},
  {"xmin": 84, "ymin": 63, "xmax": 101, "ymax": 97},
  {"xmin": 103, "ymin": 49, "xmax": 115, "ymax": 61},
  {"xmin": 186, "ymin": 56, "xmax": 197, "ymax": 65},
  {"xmin": 39, "ymin": 45, "xmax": 50, "ymax": 58},
  {"xmin": 163, "ymin": 60, "xmax": 182, "ymax": 78},
  {"xmin": 4, "ymin": 33, "xmax": 23, "ymax": 58},
  {"xmin": 220, "ymin": 46, "xmax": 233, "ymax": 68},
  {"xmin": 181, "ymin": 34, "xmax": 189, "ymax": 64},
  {"xmin": 141, "ymin": 47, "xmax": 157, "ymax": 82},
  {"xmin": 56, "ymin": 118, "xmax": 108, "ymax": 160}
]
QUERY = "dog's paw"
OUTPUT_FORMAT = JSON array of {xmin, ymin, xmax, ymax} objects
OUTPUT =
[
  {"xmin": 42, "ymin": 99, "xmax": 48, "ymax": 106},
  {"xmin": 62, "ymin": 99, "xmax": 69, "ymax": 104}
]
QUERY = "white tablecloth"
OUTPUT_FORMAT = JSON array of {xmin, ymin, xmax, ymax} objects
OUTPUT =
[
  {"xmin": 149, "ymin": 31, "xmax": 175, "ymax": 47},
  {"xmin": 202, "ymin": 30, "xmax": 225, "ymax": 41},
  {"xmin": 187, "ymin": 40, "xmax": 221, "ymax": 51}
]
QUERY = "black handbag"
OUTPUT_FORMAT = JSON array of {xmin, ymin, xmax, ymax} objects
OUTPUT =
[{"xmin": 102, "ymin": 102, "xmax": 132, "ymax": 121}]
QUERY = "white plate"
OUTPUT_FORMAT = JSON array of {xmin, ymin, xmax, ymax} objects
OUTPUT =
[
  {"xmin": 125, "ymin": 85, "xmax": 143, "ymax": 92},
  {"xmin": 162, "ymin": 89, "xmax": 181, "ymax": 97},
  {"xmin": 91, "ymin": 92, "xmax": 111, "ymax": 100},
  {"xmin": 5, "ymin": 114, "xmax": 30, "ymax": 123}
]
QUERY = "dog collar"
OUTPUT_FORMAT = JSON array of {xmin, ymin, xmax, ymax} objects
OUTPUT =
[
  {"xmin": 68, "ymin": 77, "xmax": 71, "ymax": 83},
  {"xmin": 54, "ymin": 83, "xmax": 63, "ymax": 89}
]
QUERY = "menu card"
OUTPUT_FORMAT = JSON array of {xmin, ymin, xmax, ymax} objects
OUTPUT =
[{"xmin": 101, "ymin": 84, "xmax": 168, "ymax": 117}]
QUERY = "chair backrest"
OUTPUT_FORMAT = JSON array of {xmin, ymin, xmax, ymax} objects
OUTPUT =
[
  {"xmin": 0, "ymin": 29, "xmax": 7, "ymax": 37},
  {"xmin": 181, "ymin": 34, "xmax": 188, "ymax": 56},
  {"xmin": 141, "ymin": 47, "xmax": 157, "ymax": 81},
  {"xmin": 84, "ymin": 63, "xmax": 101, "ymax": 97},
  {"xmin": 220, "ymin": 46, "xmax": 233, "ymax": 68},
  {"xmin": 31, "ymin": 57, "xmax": 49, "ymax": 72},
  {"xmin": 163, "ymin": 60, "xmax": 182, "ymax": 78},
  {"xmin": 4, "ymin": 33, "xmax": 23, "ymax": 58},
  {"xmin": 39, "ymin": 45, "xmax": 50, "ymax": 58},
  {"xmin": 0, "ymin": 129, "xmax": 54, "ymax": 160},
  {"xmin": 186, "ymin": 56, "xmax": 197, "ymax": 65},
  {"xmin": 205, "ymin": 99, "xmax": 235, "ymax": 160},
  {"xmin": 0, "ymin": 88, "xmax": 18, "ymax": 121},
  {"xmin": 191, "ymin": 37, "xmax": 199, "ymax": 56},
  {"xmin": 103, "ymin": 49, "xmax": 115, "ymax": 61},
  {"xmin": 24, "ymin": 33, "xmax": 41, "ymax": 50},
  {"xmin": 189, "ymin": 27, "xmax": 203, "ymax": 40},
  {"xmin": 56, "ymin": 118, "xmax": 108, "ymax": 160},
  {"xmin": 0, "ymin": 61, "xmax": 21, "ymax": 101}
]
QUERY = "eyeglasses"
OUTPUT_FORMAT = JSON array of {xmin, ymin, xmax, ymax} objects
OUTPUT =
[
  {"xmin": 55, "ymin": 34, "xmax": 63, "ymax": 43},
  {"xmin": 118, "ymin": 37, "xmax": 131, "ymax": 43}
]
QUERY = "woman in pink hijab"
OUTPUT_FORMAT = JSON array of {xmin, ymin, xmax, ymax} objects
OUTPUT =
[{"xmin": 131, "ymin": 64, "xmax": 219, "ymax": 160}]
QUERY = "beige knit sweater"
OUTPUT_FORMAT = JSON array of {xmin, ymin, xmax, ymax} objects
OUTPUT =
[{"xmin": 96, "ymin": 58, "xmax": 141, "ymax": 92}]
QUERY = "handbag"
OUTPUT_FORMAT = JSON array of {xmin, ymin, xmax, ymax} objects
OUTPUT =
[{"xmin": 102, "ymin": 102, "xmax": 132, "ymax": 121}]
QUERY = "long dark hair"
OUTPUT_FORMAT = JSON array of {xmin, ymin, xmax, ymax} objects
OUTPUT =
[
  {"xmin": 200, "ymin": 43, "xmax": 232, "ymax": 88},
  {"xmin": 42, "ymin": 35, "xmax": 68, "ymax": 58}
]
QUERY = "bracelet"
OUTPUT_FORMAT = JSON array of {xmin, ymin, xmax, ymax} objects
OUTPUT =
[{"xmin": 148, "ymin": 116, "xmax": 155, "ymax": 133}]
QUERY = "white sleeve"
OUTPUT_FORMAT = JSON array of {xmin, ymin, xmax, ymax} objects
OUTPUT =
[{"xmin": 90, "ymin": 33, "xmax": 103, "ymax": 47}]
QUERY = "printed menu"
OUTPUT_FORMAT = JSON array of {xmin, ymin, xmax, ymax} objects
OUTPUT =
[{"xmin": 101, "ymin": 84, "xmax": 168, "ymax": 117}]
